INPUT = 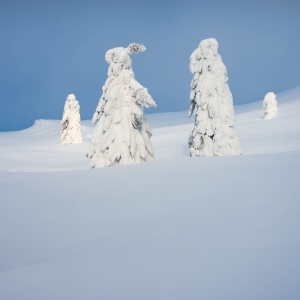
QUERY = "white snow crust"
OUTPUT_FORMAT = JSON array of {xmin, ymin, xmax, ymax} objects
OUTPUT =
[
  {"xmin": 87, "ymin": 43, "xmax": 156, "ymax": 168},
  {"xmin": 263, "ymin": 91, "xmax": 278, "ymax": 120},
  {"xmin": 189, "ymin": 38, "xmax": 242, "ymax": 156},
  {"xmin": 0, "ymin": 86, "xmax": 300, "ymax": 299},
  {"xmin": 61, "ymin": 94, "xmax": 83, "ymax": 145}
]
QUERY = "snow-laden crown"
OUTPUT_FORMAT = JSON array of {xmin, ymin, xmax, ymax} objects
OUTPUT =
[
  {"xmin": 92, "ymin": 44, "xmax": 155, "ymax": 124},
  {"xmin": 86, "ymin": 43, "xmax": 156, "ymax": 168},
  {"xmin": 263, "ymin": 92, "xmax": 278, "ymax": 120},
  {"xmin": 61, "ymin": 94, "xmax": 83, "ymax": 145},
  {"xmin": 188, "ymin": 38, "xmax": 242, "ymax": 156}
]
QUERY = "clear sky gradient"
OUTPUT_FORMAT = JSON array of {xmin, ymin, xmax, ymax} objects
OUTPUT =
[{"xmin": 0, "ymin": 0, "xmax": 299, "ymax": 131}]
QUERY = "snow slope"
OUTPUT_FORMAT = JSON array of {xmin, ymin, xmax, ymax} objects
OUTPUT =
[
  {"xmin": 0, "ymin": 86, "xmax": 300, "ymax": 299},
  {"xmin": 1, "ymin": 86, "xmax": 300, "ymax": 172}
]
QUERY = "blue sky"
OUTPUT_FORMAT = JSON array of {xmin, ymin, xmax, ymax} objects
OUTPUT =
[{"xmin": 0, "ymin": 0, "xmax": 299, "ymax": 131}]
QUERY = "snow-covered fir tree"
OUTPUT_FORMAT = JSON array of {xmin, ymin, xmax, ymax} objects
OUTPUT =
[
  {"xmin": 61, "ymin": 94, "xmax": 83, "ymax": 145},
  {"xmin": 188, "ymin": 38, "xmax": 242, "ymax": 156},
  {"xmin": 263, "ymin": 92, "xmax": 278, "ymax": 120},
  {"xmin": 86, "ymin": 43, "xmax": 156, "ymax": 168}
]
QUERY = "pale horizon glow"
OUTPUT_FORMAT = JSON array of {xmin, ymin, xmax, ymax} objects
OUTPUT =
[{"xmin": 0, "ymin": 0, "xmax": 299, "ymax": 131}]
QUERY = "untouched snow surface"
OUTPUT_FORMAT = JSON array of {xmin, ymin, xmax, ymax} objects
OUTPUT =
[{"xmin": 0, "ymin": 86, "xmax": 300, "ymax": 299}]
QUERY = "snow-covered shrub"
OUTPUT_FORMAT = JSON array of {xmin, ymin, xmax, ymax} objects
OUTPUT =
[
  {"xmin": 61, "ymin": 94, "xmax": 83, "ymax": 145},
  {"xmin": 263, "ymin": 92, "xmax": 278, "ymax": 120},
  {"xmin": 86, "ymin": 43, "xmax": 156, "ymax": 168},
  {"xmin": 188, "ymin": 38, "xmax": 242, "ymax": 156}
]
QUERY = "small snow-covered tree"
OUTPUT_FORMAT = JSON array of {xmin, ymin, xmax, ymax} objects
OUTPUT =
[
  {"xmin": 86, "ymin": 43, "xmax": 156, "ymax": 168},
  {"xmin": 188, "ymin": 38, "xmax": 242, "ymax": 156},
  {"xmin": 263, "ymin": 92, "xmax": 278, "ymax": 120},
  {"xmin": 61, "ymin": 94, "xmax": 83, "ymax": 145}
]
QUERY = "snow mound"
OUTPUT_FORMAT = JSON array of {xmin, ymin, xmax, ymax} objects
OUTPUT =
[{"xmin": 30, "ymin": 119, "xmax": 57, "ymax": 131}]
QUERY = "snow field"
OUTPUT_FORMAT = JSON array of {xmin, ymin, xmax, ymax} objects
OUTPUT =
[
  {"xmin": 0, "ymin": 86, "xmax": 299, "ymax": 172},
  {"xmin": 0, "ymin": 86, "xmax": 300, "ymax": 299}
]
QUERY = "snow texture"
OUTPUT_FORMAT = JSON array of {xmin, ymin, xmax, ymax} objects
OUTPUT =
[
  {"xmin": 263, "ymin": 92, "xmax": 278, "ymax": 120},
  {"xmin": 87, "ymin": 43, "xmax": 156, "ymax": 168},
  {"xmin": 188, "ymin": 38, "xmax": 242, "ymax": 156},
  {"xmin": 61, "ymin": 94, "xmax": 83, "ymax": 145},
  {"xmin": 0, "ymin": 86, "xmax": 300, "ymax": 172},
  {"xmin": 1, "ymin": 86, "xmax": 300, "ymax": 299}
]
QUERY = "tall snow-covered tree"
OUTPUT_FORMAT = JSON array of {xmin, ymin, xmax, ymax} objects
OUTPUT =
[
  {"xmin": 188, "ymin": 38, "xmax": 242, "ymax": 156},
  {"xmin": 263, "ymin": 92, "xmax": 278, "ymax": 120},
  {"xmin": 86, "ymin": 43, "xmax": 156, "ymax": 168},
  {"xmin": 61, "ymin": 94, "xmax": 83, "ymax": 145}
]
